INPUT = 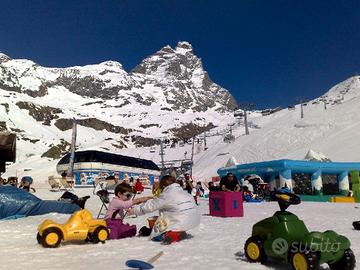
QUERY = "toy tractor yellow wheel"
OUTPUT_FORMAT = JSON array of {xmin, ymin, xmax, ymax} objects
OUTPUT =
[
  {"xmin": 244, "ymin": 236, "xmax": 267, "ymax": 263},
  {"xmin": 92, "ymin": 226, "xmax": 109, "ymax": 244},
  {"xmin": 290, "ymin": 249, "xmax": 319, "ymax": 270},
  {"xmin": 328, "ymin": 249, "xmax": 356, "ymax": 270},
  {"xmin": 41, "ymin": 228, "xmax": 62, "ymax": 248}
]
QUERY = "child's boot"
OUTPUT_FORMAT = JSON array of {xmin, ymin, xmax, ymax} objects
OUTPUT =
[{"xmin": 162, "ymin": 231, "xmax": 188, "ymax": 245}]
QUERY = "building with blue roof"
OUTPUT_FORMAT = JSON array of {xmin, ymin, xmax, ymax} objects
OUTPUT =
[{"xmin": 217, "ymin": 159, "xmax": 360, "ymax": 196}]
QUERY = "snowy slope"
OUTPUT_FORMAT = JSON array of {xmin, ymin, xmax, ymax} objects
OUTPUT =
[{"xmin": 192, "ymin": 76, "xmax": 360, "ymax": 180}]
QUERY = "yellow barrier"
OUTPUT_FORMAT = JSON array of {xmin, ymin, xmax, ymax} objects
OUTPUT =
[{"xmin": 331, "ymin": 197, "xmax": 355, "ymax": 203}]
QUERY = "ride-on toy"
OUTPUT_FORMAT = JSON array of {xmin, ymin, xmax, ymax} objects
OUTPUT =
[
  {"xmin": 37, "ymin": 209, "xmax": 109, "ymax": 248},
  {"xmin": 244, "ymin": 191, "xmax": 356, "ymax": 270}
]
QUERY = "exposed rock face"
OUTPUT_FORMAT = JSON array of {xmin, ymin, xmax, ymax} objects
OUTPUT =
[
  {"xmin": 16, "ymin": 101, "xmax": 62, "ymax": 125},
  {"xmin": 0, "ymin": 121, "xmax": 7, "ymax": 132},
  {"xmin": 1, "ymin": 103, "xmax": 9, "ymax": 114},
  {"xmin": 111, "ymin": 140, "xmax": 127, "ymax": 149},
  {"xmin": 41, "ymin": 139, "xmax": 71, "ymax": 159},
  {"xmin": 0, "ymin": 52, "xmax": 11, "ymax": 63},
  {"xmin": 54, "ymin": 118, "xmax": 130, "ymax": 134},
  {"xmin": 131, "ymin": 135, "xmax": 160, "ymax": 147},
  {"xmin": 139, "ymin": 124, "xmax": 160, "ymax": 129},
  {"xmin": 169, "ymin": 122, "xmax": 216, "ymax": 140}
]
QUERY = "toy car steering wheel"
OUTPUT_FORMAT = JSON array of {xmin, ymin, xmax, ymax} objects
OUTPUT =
[{"xmin": 274, "ymin": 191, "xmax": 300, "ymax": 211}]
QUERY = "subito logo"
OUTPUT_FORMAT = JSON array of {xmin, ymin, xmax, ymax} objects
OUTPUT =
[{"xmin": 272, "ymin": 238, "xmax": 288, "ymax": 255}]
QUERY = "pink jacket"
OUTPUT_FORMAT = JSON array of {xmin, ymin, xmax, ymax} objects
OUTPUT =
[{"xmin": 104, "ymin": 196, "xmax": 133, "ymax": 220}]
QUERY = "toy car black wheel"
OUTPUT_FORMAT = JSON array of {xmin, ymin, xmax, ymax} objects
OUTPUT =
[
  {"xmin": 85, "ymin": 232, "xmax": 94, "ymax": 242},
  {"xmin": 352, "ymin": 221, "xmax": 360, "ymax": 230},
  {"xmin": 290, "ymin": 249, "xmax": 319, "ymax": 270},
  {"xmin": 244, "ymin": 236, "xmax": 267, "ymax": 264},
  {"xmin": 41, "ymin": 228, "xmax": 62, "ymax": 248},
  {"xmin": 328, "ymin": 249, "xmax": 356, "ymax": 270},
  {"xmin": 36, "ymin": 232, "xmax": 42, "ymax": 244},
  {"xmin": 92, "ymin": 226, "xmax": 109, "ymax": 244}
]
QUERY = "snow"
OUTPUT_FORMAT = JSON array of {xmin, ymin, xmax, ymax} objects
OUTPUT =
[{"xmin": 0, "ymin": 188, "xmax": 359, "ymax": 270}]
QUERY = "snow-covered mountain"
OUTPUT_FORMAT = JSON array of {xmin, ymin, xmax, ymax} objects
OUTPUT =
[
  {"xmin": 2, "ymin": 42, "xmax": 360, "ymax": 184},
  {"xmin": 0, "ymin": 41, "xmax": 237, "ymax": 163}
]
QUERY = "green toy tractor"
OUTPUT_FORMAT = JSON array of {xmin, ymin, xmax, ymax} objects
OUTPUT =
[{"xmin": 244, "ymin": 191, "xmax": 356, "ymax": 270}]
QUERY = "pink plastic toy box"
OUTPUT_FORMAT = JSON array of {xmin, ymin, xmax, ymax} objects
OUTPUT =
[{"xmin": 209, "ymin": 191, "xmax": 244, "ymax": 217}]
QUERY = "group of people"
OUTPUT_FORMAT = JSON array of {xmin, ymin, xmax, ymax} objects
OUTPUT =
[
  {"xmin": 0, "ymin": 176, "xmax": 36, "ymax": 192},
  {"xmin": 181, "ymin": 173, "xmax": 205, "ymax": 205},
  {"xmin": 207, "ymin": 172, "xmax": 241, "ymax": 192},
  {"xmin": 100, "ymin": 175, "xmax": 145, "ymax": 194},
  {"xmin": 208, "ymin": 172, "xmax": 265, "ymax": 201},
  {"xmin": 103, "ymin": 174, "xmax": 200, "ymax": 244}
]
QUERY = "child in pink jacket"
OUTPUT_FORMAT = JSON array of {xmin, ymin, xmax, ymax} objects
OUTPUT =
[{"xmin": 104, "ymin": 182, "xmax": 152, "ymax": 239}]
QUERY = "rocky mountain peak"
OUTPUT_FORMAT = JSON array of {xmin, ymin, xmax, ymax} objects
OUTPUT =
[
  {"xmin": 175, "ymin": 41, "xmax": 193, "ymax": 52},
  {"xmin": 99, "ymin": 60, "xmax": 124, "ymax": 70},
  {"xmin": 130, "ymin": 42, "xmax": 237, "ymax": 112},
  {"xmin": 131, "ymin": 42, "xmax": 201, "ymax": 79},
  {"xmin": 0, "ymin": 52, "xmax": 11, "ymax": 63}
]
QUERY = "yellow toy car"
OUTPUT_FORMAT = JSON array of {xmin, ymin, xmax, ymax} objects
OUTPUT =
[{"xmin": 37, "ymin": 209, "xmax": 109, "ymax": 248}]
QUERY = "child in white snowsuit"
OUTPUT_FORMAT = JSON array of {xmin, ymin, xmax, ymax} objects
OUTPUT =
[{"xmin": 130, "ymin": 175, "xmax": 200, "ymax": 244}]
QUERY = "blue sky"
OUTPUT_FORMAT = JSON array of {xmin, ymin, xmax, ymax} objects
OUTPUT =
[{"xmin": 1, "ymin": 0, "xmax": 360, "ymax": 109}]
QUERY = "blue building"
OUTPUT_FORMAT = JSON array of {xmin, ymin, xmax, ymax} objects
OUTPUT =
[
  {"xmin": 57, "ymin": 150, "xmax": 160, "ymax": 186},
  {"xmin": 217, "ymin": 159, "xmax": 360, "ymax": 195}
]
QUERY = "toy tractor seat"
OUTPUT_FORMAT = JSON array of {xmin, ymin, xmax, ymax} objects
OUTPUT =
[{"xmin": 274, "ymin": 191, "xmax": 300, "ymax": 212}]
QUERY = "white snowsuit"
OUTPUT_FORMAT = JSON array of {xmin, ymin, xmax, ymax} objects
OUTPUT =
[{"xmin": 133, "ymin": 183, "xmax": 200, "ymax": 231}]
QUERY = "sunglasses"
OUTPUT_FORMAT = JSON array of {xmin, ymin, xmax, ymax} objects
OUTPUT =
[{"xmin": 123, "ymin": 192, "xmax": 134, "ymax": 200}]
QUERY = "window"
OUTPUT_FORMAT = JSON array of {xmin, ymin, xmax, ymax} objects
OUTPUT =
[
  {"xmin": 322, "ymin": 174, "xmax": 339, "ymax": 195},
  {"xmin": 292, "ymin": 173, "xmax": 312, "ymax": 195}
]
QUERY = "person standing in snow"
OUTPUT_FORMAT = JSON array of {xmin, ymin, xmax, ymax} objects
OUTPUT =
[
  {"xmin": 128, "ymin": 175, "xmax": 200, "ymax": 244},
  {"xmin": 184, "ymin": 173, "xmax": 199, "ymax": 204},
  {"xmin": 133, "ymin": 178, "xmax": 144, "ymax": 194},
  {"xmin": 184, "ymin": 173, "xmax": 194, "ymax": 194},
  {"xmin": 192, "ymin": 181, "xmax": 204, "ymax": 205}
]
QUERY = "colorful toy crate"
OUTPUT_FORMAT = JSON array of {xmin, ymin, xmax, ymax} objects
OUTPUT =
[{"xmin": 209, "ymin": 191, "xmax": 243, "ymax": 217}]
